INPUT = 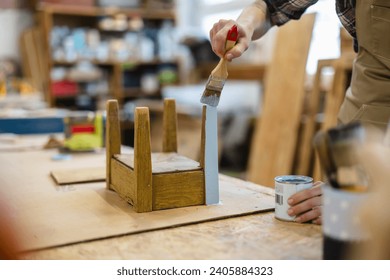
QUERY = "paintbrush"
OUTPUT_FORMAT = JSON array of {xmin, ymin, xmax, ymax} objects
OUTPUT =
[
  {"xmin": 327, "ymin": 122, "xmax": 368, "ymax": 191},
  {"xmin": 313, "ymin": 130, "xmax": 339, "ymax": 188},
  {"xmin": 314, "ymin": 122, "xmax": 368, "ymax": 190},
  {"xmin": 200, "ymin": 25, "xmax": 238, "ymax": 107}
]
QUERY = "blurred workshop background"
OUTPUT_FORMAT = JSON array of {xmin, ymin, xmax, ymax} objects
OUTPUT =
[{"xmin": 0, "ymin": 0, "xmax": 352, "ymax": 184}]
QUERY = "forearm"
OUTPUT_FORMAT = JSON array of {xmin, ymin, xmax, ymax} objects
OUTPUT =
[{"xmin": 236, "ymin": 0, "xmax": 271, "ymax": 41}]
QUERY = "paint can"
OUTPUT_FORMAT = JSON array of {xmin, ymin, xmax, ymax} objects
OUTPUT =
[{"xmin": 274, "ymin": 175, "xmax": 313, "ymax": 221}]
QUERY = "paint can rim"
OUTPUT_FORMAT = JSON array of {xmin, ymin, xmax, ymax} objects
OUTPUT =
[{"xmin": 275, "ymin": 175, "xmax": 313, "ymax": 184}]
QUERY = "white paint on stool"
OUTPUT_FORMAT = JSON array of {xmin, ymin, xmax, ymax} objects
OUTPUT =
[{"xmin": 204, "ymin": 105, "xmax": 220, "ymax": 205}]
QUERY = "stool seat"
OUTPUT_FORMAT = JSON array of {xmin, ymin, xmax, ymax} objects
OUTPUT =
[{"xmin": 114, "ymin": 152, "xmax": 202, "ymax": 174}]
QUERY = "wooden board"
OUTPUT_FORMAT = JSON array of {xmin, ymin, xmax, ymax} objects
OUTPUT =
[
  {"xmin": 295, "ymin": 59, "xmax": 335, "ymax": 176},
  {"xmin": 0, "ymin": 134, "xmax": 53, "ymax": 152},
  {"xmin": 0, "ymin": 149, "xmax": 274, "ymax": 252},
  {"xmin": 313, "ymin": 54, "xmax": 354, "ymax": 181},
  {"xmin": 23, "ymin": 213, "xmax": 322, "ymax": 260},
  {"xmin": 247, "ymin": 13, "xmax": 316, "ymax": 187},
  {"xmin": 152, "ymin": 170, "xmax": 205, "ymax": 210},
  {"xmin": 50, "ymin": 166, "xmax": 105, "ymax": 185},
  {"xmin": 20, "ymin": 26, "xmax": 49, "ymax": 95}
]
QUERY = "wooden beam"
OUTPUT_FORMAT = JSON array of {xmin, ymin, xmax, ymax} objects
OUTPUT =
[
  {"xmin": 162, "ymin": 99, "xmax": 178, "ymax": 153},
  {"xmin": 247, "ymin": 13, "xmax": 316, "ymax": 187},
  {"xmin": 313, "ymin": 54, "xmax": 354, "ymax": 181},
  {"xmin": 134, "ymin": 107, "xmax": 153, "ymax": 212},
  {"xmin": 106, "ymin": 100, "xmax": 121, "ymax": 190},
  {"xmin": 296, "ymin": 59, "xmax": 335, "ymax": 176}
]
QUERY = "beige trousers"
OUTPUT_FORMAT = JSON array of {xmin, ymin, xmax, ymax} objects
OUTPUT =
[{"xmin": 338, "ymin": 0, "xmax": 390, "ymax": 132}]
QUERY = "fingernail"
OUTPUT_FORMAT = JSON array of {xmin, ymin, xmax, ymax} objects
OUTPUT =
[
  {"xmin": 287, "ymin": 209, "xmax": 294, "ymax": 215},
  {"xmin": 288, "ymin": 198, "xmax": 293, "ymax": 205},
  {"xmin": 295, "ymin": 217, "xmax": 301, "ymax": 223},
  {"xmin": 226, "ymin": 53, "xmax": 233, "ymax": 61}
]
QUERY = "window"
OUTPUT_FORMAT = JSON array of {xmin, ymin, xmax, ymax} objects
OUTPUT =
[
  {"xmin": 305, "ymin": 0, "xmax": 340, "ymax": 74},
  {"xmin": 177, "ymin": 0, "xmax": 341, "ymax": 74},
  {"xmin": 199, "ymin": 0, "xmax": 254, "ymax": 35}
]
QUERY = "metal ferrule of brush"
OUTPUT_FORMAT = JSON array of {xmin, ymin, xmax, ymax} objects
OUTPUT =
[
  {"xmin": 206, "ymin": 75, "xmax": 225, "ymax": 91},
  {"xmin": 200, "ymin": 76, "xmax": 226, "ymax": 106}
]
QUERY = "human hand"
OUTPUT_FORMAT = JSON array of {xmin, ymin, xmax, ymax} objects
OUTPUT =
[
  {"xmin": 287, "ymin": 181, "xmax": 323, "ymax": 224},
  {"xmin": 209, "ymin": 19, "xmax": 252, "ymax": 61}
]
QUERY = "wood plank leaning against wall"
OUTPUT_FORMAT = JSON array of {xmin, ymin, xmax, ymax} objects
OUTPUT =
[{"xmin": 247, "ymin": 13, "xmax": 316, "ymax": 187}]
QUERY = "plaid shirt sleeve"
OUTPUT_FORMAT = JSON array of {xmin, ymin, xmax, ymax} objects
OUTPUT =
[
  {"xmin": 263, "ymin": 0, "xmax": 319, "ymax": 26},
  {"xmin": 336, "ymin": 1, "xmax": 356, "ymax": 41}
]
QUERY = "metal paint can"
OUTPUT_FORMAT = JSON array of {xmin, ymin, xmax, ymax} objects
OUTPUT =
[{"xmin": 274, "ymin": 175, "xmax": 313, "ymax": 221}]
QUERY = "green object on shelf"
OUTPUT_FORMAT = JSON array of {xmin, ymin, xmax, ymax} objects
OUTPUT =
[
  {"xmin": 158, "ymin": 68, "xmax": 177, "ymax": 85},
  {"xmin": 122, "ymin": 62, "xmax": 137, "ymax": 70},
  {"xmin": 63, "ymin": 112, "xmax": 104, "ymax": 151}
]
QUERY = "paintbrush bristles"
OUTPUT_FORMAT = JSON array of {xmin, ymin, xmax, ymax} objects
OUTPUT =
[
  {"xmin": 200, "ymin": 76, "xmax": 225, "ymax": 107},
  {"xmin": 200, "ymin": 90, "xmax": 221, "ymax": 107},
  {"xmin": 200, "ymin": 58, "xmax": 228, "ymax": 107}
]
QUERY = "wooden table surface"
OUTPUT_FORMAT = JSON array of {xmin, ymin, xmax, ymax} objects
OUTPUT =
[
  {"xmin": 0, "ymin": 135, "xmax": 322, "ymax": 260},
  {"xmin": 22, "ymin": 212, "xmax": 322, "ymax": 260}
]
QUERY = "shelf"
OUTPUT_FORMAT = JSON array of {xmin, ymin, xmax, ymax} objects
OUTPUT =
[
  {"xmin": 38, "ymin": 3, "xmax": 175, "ymax": 20},
  {"xmin": 122, "ymin": 87, "xmax": 160, "ymax": 98},
  {"xmin": 52, "ymin": 94, "xmax": 78, "ymax": 99},
  {"xmin": 196, "ymin": 63, "xmax": 267, "ymax": 81},
  {"xmin": 52, "ymin": 59, "xmax": 179, "ymax": 68},
  {"xmin": 37, "ymin": 1, "xmax": 179, "ymax": 108}
]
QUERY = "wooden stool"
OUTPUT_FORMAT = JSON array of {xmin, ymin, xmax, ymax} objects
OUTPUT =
[{"xmin": 106, "ymin": 98, "xmax": 207, "ymax": 213}]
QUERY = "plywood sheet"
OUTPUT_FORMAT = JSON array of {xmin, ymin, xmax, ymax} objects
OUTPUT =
[
  {"xmin": 0, "ymin": 149, "xmax": 274, "ymax": 252},
  {"xmin": 50, "ymin": 166, "xmax": 106, "ymax": 185}
]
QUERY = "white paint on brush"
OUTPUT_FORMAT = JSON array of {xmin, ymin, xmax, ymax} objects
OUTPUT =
[{"xmin": 204, "ymin": 105, "xmax": 220, "ymax": 205}]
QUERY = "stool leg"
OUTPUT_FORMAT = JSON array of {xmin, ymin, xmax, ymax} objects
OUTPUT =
[
  {"xmin": 106, "ymin": 100, "xmax": 121, "ymax": 190},
  {"xmin": 200, "ymin": 105, "xmax": 206, "ymax": 168},
  {"xmin": 134, "ymin": 107, "xmax": 153, "ymax": 212},
  {"xmin": 162, "ymin": 98, "xmax": 178, "ymax": 153}
]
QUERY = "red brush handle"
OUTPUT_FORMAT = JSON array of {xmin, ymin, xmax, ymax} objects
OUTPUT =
[{"xmin": 226, "ymin": 25, "xmax": 238, "ymax": 42}]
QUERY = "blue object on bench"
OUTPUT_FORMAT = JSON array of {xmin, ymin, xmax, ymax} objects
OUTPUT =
[{"xmin": 0, "ymin": 117, "xmax": 64, "ymax": 134}]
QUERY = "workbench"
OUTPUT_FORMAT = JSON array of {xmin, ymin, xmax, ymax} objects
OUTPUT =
[{"xmin": 0, "ymin": 135, "xmax": 322, "ymax": 260}]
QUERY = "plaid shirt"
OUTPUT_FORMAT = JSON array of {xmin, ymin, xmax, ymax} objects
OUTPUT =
[{"xmin": 264, "ymin": 0, "xmax": 357, "ymax": 49}]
